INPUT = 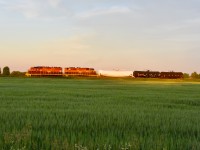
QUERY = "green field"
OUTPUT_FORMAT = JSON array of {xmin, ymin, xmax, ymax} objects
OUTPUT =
[{"xmin": 0, "ymin": 77, "xmax": 200, "ymax": 150}]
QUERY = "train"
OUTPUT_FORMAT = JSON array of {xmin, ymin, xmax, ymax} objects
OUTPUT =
[{"xmin": 26, "ymin": 66, "xmax": 183, "ymax": 79}]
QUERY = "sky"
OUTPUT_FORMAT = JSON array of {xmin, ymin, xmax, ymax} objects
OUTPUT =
[{"xmin": 0, "ymin": 0, "xmax": 200, "ymax": 73}]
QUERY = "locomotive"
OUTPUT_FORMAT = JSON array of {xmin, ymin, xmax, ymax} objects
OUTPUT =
[
  {"xmin": 26, "ymin": 66, "xmax": 62, "ymax": 77},
  {"xmin": 64, "ymin": 67, "xmax": 97, "ymax": 76}
]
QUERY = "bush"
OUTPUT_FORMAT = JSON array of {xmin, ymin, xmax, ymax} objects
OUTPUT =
[
  {"xmin": 3, "ymin": 66, "xmax": 10, "ymax": 76},
  {"xmin": 10, "ymin": 71, "xmax": 26, "ymax": 77},
  {"xmin": 191, "ymin": 72, "xmax": 199, "ymax": 79},
  {"xmin": 183, "ymin": 73, "xmax": 190, "ymax": 78}
]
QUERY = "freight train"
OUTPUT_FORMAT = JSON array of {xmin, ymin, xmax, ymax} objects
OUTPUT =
[{"xmin": 26, "ymin": 66, "xmax": 183, "ymax": 79}]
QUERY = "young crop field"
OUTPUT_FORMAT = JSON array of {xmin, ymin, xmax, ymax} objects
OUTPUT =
[{"xmin": 0, "ymin": 77, "xmax": 200, "ymax": 150}]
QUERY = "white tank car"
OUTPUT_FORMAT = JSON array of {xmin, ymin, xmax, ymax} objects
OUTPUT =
[{"xmin": 98, "ymin": 70, "xmax": 133, "ymax": 77}]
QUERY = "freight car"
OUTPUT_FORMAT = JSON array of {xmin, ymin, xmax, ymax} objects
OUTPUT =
[
  {"xmin": 26, "ymin": 66, "xmax": 63, "ymax": 77},
  {"xmin": 133, "ymin": 70, "xmax": 183, "ymax": 79},
  {"xmin": 98, "ymin": 70, "xmax": 133, "ymax": 77},
  {"xmin": 133, "ymin": 70, "xmax": 160, "ymax": 78},
  {"xmin": 64, "ymin": 67, "xmax": 97, "ymax": 76},
  {"xmin": 160, "ymin": 72, "xmax": 183, "ymax": 79}
]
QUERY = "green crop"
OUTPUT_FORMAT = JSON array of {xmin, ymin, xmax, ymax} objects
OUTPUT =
[{"xmin": 0, "ymin": 77, "xmax": 199, "ymax": 149}]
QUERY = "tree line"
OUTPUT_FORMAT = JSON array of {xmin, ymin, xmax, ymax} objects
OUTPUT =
[
  {"xmin": 183, "ymin": 72, "xmax": 200, "ymax": 79},
  {"xmin": 0, "ymin": 66, "xmax": 25, "ymax": 77}
]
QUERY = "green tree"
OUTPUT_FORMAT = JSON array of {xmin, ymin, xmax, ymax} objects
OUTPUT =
[
  {"xmin": 191, "ymin": 72, "xmax": 199, "ymax": 79},
  {"xmin": 183, "ymin": 73, "xmax": 190, "ymax": 78},
  {"xmin": 3, "ymin": 66, "xmax": 10, "ymax": 76}
]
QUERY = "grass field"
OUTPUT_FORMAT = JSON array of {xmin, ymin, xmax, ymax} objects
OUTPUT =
[{"xmin": 0, "ymin": 77, "xmax": 200, "ymax": 150}]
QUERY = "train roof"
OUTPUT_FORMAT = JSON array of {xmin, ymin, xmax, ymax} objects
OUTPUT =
[
  {"xmin": 31, "ymin": 66, "xmax": 62, "ymax": 68},
  {"xmin": 134, "ymin": 70, "xmax": 160, "ymax": 73}
]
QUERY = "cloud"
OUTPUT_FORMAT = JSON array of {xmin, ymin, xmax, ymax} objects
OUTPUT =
[
  {"xmin": 48, "ymin": 0, "xmax": 61, "ymax": 8},
  {"xmin": 0, "ymin": 0, "xmax": 65, "ymax": 19},
  {"xmin": 5, "ymin": 0, "xmax": 40, "ymax": 18},
  {"xmin": 77, "ymin": 6, "xmax": 131, "ymax": 19},
  {"xmin": 40, "ymin": 34, "xmax": 93, "ymax": 56},
  {"xmin": 0, "ymin": 0, "xmax": 132, "ymax": 20}
]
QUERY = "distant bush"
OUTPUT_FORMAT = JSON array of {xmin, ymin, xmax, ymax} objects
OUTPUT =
[
  {"xmin": 183, "ymin": 73, "xmax": 190, "ymax": 78},
  {"xmin": 2, "ymin": 66, "xmax": 10, "ymax": 76},
  {"xmin": 191, "ymin": 72, "xmax": 199, "ymax": 79},
  {"xmin": 10, "ymin": 71, "xmax": 26, "ymax": 77}
]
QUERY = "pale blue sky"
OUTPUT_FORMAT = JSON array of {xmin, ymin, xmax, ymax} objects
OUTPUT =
[{"xmin": 0, "ymin": 0, "xmax": 200, "ymax": 73}]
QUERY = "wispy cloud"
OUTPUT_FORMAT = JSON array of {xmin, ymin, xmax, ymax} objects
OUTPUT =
[
  {"xmin": 48, "ymin": 0, "xmax": 61, "ymax": 8},
  {"xmin": 0, "ymin": 0, "xmax": 66, "ymax": 19},
  {"xmin": 0, "ymin": 1, "xmax": 132, "ymax": 20},
  {"xmin": 5, "ymin": 1, "xmax": 40, "ymax": 18},
  {"xmin": 77, "ymin": 6, "xmax": 131, "ymax": 19}
]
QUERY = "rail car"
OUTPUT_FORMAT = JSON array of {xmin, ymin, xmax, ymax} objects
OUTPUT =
[
  {"xmin": 133, "ymin": 70, "xmax": 183, "ymax": 79},
  {"xmin": 98, "ymin": 70, "xmax": 133, "ymax": 77},
  {"xmin": 26, "ymin": 66, "xmax": 62, "ymax": 77},
  {"xmin": 160, "ymin": 72, "xmax": 183, "ymax": 79},
  {"xmin": 133, "ymin": 70, "xmax": 160, "ymax": 78},
  {"xmin": 64, "ymin": 67, "xmax": 97, "ymax": 76}
]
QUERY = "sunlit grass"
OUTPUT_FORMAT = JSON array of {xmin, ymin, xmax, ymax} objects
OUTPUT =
[{"xmin": 0, "ymin": 77, "xmax": 200, "ymax": 149}]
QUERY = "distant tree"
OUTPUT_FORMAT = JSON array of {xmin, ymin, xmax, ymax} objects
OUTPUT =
[
  {"xmin": 183, "ymin": 73, "xmax": 190, "ymax": 78},
  {"xmin": 0, "ymin": 68, "xmax": 1, "ymax": 75},
  {"xmin": 10, "ymin": 71, "xmax": 25, "ymax": 77},
  {"xmin": 3, "ymin": 66, "xmax": 10, "ymax": 76},
  {"xmin": 191, "ymin": 72, "xmax": 199, "ymax": 79}
]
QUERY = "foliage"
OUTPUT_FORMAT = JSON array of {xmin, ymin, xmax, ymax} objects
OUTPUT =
[
  {"xmin": 3, "ymin": 66, "xmax": 10, "ymax": 76},
  {"xmin": 3, "ymin": 124, "xmax": 32, "ymax": 149},
  {"xmin": 183, "ymin": 73, "xmax": 190, "ymax": 78},
  {"xmin": 191, "ymin": 72, "xmax": 199, "ymax": 79},
  {"xmin": 10, "ymin": 71, "xmax": 26, "ymax": 77},
  {"xmin": 0, "ymin": 78, "xmax": 200, "ymax": 149}
]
